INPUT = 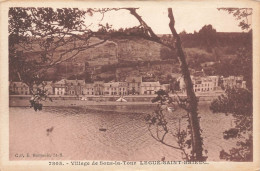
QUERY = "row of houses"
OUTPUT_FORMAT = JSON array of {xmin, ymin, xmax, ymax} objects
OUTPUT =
[
  {"xmin": 179, "ymin": 75, "xmax": 246, "ymax": 93},
  {"xmin": 9, "ymin": 77, "xmax": 169, "ymax": 96},
  {"xmin": 9, "ymin": 75, "xmax": 247, "ymax": 96}
]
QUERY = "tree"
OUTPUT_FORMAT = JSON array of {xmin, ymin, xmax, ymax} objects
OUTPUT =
[
  {"xmin": 121, "ymin": 8, "xmax": 205, "ymax": 161},
  {"xmin": 210, "ymin": 88, "xmax": 252, "ymax": 161},
  {"xmin": 160, "ymin": 47, "xmax": 177, "ymax": 61},
  {"xmin": 198, "ymin": 24, "xmax": 217, "ymax": 52},
  {"xmin": 146, "ymin": 90, "xmax": 193, "ymax": 160},
  {"xmin": 218, "ymin": 8, "xmax": 252, "ymax": 30},
  {"xmin": 9, "ymin": 7, "xmax": 205, "ymax": 161},
  {"xmin": 9, "ymin": 8, "xmax": 107, "ymax": 89}
]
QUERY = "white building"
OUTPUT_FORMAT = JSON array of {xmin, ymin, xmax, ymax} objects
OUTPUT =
[
  {"xmin": 9, "ymin": 82, "xmax": 30, "ymax": 95},
  {"xmin": 83, "ymin": 83, "xmax": 94, "ymax": 95},
  {"xmin": 179, "ymin": 75, "xmax": 220, "ymax": 93},
  {"xmin": 38, "ymin": 81, "xmax": 54, "ymax": 95},
  {"xmin": 53, "ymin": 79, "xmax": 66, "ymax": 95},
  {"xmin": 140, "ymin": 81, "xmax": 161, "ymax": 95},
  {"xmin": 104, "ymin": 82, "xmax": 119, "ymax": 95},
  {"xmin": 118, "ymin": 82, "xmax": 128, "ymax": 96},
  {"xmin": 222, "ymin": 76, "xmax": 246, "ymax": 89}
]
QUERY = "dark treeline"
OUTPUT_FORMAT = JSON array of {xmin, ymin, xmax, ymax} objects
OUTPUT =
[{"xmin": 178, "ymin": 25, "xmax": 252, "ymax": 53}]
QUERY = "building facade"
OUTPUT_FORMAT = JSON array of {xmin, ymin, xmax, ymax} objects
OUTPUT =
[
  {"xmin": 140, "ymin": 81, "xmax": 161, "ymax": 95},
  {"xmin": 118, "ymin": 82, "xmax": 128, "ymax": 96},
  {"xmin": 179, "ymin": 75, "xmax": 220, "ymax": 93},
  {"xmin": 83, "ymin": 83, "xmax": 94, "ymax": 95},
  {"xmin": 222, "ymin": 76, "xmax": 246, "ymax": 89},
  {"xmin": 10, "ymin": 76, "xmax": 187, "ymax": 96},
  {"xmin": 66, "ymin": 80, "xmax": 85, "ymax": 95},
  {"xmin": 9, "ymin": 82, "xmax": 30, "ymax": 95},
  {"xmin": 39, "ymin": 81, "xmax": 54, "ymax": 95},
  {"xmin": 126, "ymin": 76, "xmax": 142, "ymax": 95},
  {"xmin": 93, "ymin": 81, "xmax": 104, "ymax": 95},
  {"xmin": 53, "ymin": 79, "xmax": 66, "ymax": 95}
]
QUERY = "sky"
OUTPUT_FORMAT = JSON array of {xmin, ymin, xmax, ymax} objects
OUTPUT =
[{"xmin": 85, "ymin": 7, "xmax": 252, "ymax": 34}]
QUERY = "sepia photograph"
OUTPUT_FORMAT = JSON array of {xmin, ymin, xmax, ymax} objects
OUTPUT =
[{"xmin": 1, "ymin": 1, "xmax": 260, "ymax": 170}]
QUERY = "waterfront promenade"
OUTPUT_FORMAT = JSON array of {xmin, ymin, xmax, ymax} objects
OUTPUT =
[{"xmin": 9, "ymin": 91, "xmax": 224, "ymax": 107}]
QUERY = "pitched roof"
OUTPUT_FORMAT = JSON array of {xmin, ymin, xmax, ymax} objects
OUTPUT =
[
  {"xmin": 10, "ymin": 82, "xmax": 29, "ymax": 87},
  {"xmin": 66, "ymin": 79, "xmax": 85, "ymax": 86},
  {"xmin": 104, "ymin": 82, "xmax": 119, "ymax": 87},
  {"xmin": 84, "ymin": 83, "xmax": 94, "ymax": 88},
  {"xmin": 141, "ymin": 81, "xmax": 160, "ymax": 87},
  {"xmin": 126, "ymin": 76, "xmax": 142, "ymax": 83}
]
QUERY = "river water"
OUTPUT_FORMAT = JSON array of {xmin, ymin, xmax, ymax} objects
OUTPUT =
[{"xmin": 9, "ymin": 103, "xmax": 237, "ymax": 161}]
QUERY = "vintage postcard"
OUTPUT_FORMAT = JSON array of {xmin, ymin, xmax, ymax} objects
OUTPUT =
[{"xmin": 0, "ymin": 0, "xmax": 259, "ymax": 170}]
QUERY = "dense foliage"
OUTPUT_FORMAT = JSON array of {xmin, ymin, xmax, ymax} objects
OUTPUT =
[{"xmin": 210, "ymin": 88, "xmax": 253, "ymax": 161}]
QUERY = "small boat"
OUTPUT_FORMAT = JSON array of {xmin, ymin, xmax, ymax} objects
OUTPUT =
[{"xmin": 99, "ymin": 128, "xmax": 107, "ymax": 132}]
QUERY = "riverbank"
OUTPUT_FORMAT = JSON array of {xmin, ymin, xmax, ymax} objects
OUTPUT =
[
  {"xmin": 9, "ymin": 97, "xmax": 215, "ymax": 107},
  {"xmin": 9, "ymin": 99, "xmax": 158, "ymax": 107},
  {"xmin": 9, "ymin": 92, "xmax": 223, "ymax": 107}
]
